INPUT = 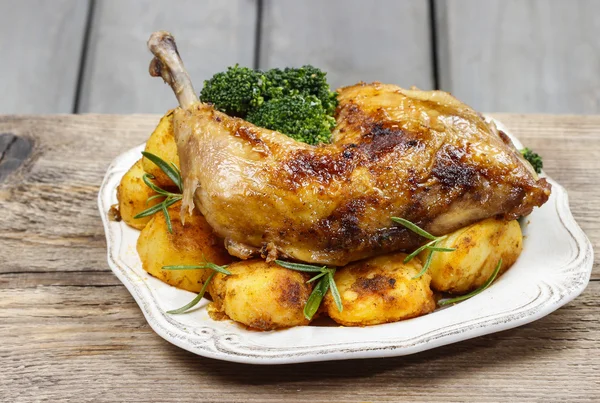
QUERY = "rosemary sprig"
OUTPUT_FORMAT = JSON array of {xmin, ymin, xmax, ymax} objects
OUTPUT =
[
  {"xmin": 133, "ymin": 152, "xmax": 183, "ymax": 233},
  {"xmin": 391, "ymin": 217, "xmax": 456, "ymax": 279},
  {"xmin": 142, "ymin": 151, "xmax": 182, "ymax": 192},
  {"xmin": 167, "ymin": 272, "xmax": 216, "ymax": 314},
  {"xmin": 162, "ymin": 262, "xmax": 232, "ymax": 276},
  {"xmin": 438, "ymin": 259, "xmax": 503, "ymax": 306},
  {"xmin": 275, "ymin": 260, "xmax": 343, "ymax": 320},
  {"xmin": 164, "ymin": 260, "xmax": 231, "ymax": 314}
]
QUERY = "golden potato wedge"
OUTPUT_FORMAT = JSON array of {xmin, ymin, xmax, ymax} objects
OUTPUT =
[
  {"xmin": 324, "ymin": 252, "xmax": 436, "ymax": 326},
  {"xmin": 137, "ymin": 202, "xmax": 233, "ymax": 293},
  {"xmin": 117, "ymin": 159, "xmax": 160, "ymax": 230},
  {"xmin": 142, "ymin": 110, "xmax": 180, "ymax": 188},
  {"xmin": 420, "ymin": 218, "xmax": 523, "ymax": 294},
  {"xmin": 209, "ymin": 260, "xmax": 311, "ymax": 330}
]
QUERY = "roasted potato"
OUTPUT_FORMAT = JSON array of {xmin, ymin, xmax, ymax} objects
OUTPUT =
[
  {"xmin": 324, "ymin": 253, "xmax": 436, "ymax": 326},
  {"xmin": 117, "ymin": 159, "xmax": 160, "ymax": 230},
  {"xmin": 421, "ymin": 218, "xmax": 523, "ymax": 294},
  {"xmin": 142, "ymin": 110, "xmax": 180, "ymax": 188},
  {"xmin": 137, "ymin": 202, "xmax": 232, "ymax": 293},
  {"xmin": 209, "ymin": 260, "xmax": 312, "ymax": 330}
]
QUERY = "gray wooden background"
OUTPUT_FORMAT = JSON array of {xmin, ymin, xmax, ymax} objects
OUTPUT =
[{"xmin": 2, "ymin": 0, "xmax": 599, "ymax": 115}]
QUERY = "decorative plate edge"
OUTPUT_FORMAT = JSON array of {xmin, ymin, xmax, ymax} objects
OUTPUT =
[{"xmin": 98, "ymin": 129, "xmax": 594, "ymax": 365}]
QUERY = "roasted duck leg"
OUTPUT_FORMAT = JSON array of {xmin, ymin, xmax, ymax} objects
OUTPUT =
[{"xmin": 147, "ymin": 31, "xmax": 550, "ymax": 266}]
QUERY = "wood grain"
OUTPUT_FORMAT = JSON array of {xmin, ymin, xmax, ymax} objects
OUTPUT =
[
  {"xmin": 435, "ymin": 0, "xmax": 600, "ymax": 113},
  {"xmin": 0, "ymin": 114, "xmax": 598, "ymax": 402},
  {"xmin": 1, "ymin": 272, "xmax": 597, "ymax": 402},
  {"xmin": 0, "ymin": 0, "xmax": 90, "ymax": 114},
  {"xmin": 259, "ymin": 0, "xmax": 434, "ymax": 90},
  {"xmin": 78, "ymin": 0, "xmax": 258, "ymax": 113}
]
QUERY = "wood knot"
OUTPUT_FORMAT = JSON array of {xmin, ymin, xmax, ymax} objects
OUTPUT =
[{"xmin": 0, "ymin": 133, "xmax": 33, "ymax": 182}]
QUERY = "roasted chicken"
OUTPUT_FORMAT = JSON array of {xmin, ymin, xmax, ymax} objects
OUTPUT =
[{"xmin": 147, "ymin": 31, "xmax": 550, "ymax": 267}]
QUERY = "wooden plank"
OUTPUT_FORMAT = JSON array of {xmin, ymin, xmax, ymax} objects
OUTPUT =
[
  {"xmin": 0, "ymin": 114, "xmax": 158, "ymax": 274},
  {"xmin": 0, "ymin": 0, "xmax": 89, "ymax": 114},
  {"xmin": 78, "ymin": 0, "xmax": 258, "ymax": 113},
  {"xmin": 0, "ymin": 114, "xmax": 598, "ymax": 400},
  {"xmin": 259, "ymin": 0, "xmax": 434, "ymax": 90},
  {"xmin": 0, "ymin": 271, "xmax": 597, "ymax": 401},
  {"xmin": 0, "ymin": 114, "xmax": 598, "ymax": 280},
  {"xmin": 436, "ymin": 0, "xmax": 600, "ymax": 113}
]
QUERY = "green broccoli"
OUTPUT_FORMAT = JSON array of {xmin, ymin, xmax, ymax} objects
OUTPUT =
[
  {"xmin": 199, "ymin": 64, "xmax": 338, "ymax": 145},
  {"xmin": 199, "ymin": 65, "xmax": 265, "ymax": 117},
  {"xmin": 263, "ymin": 65, "xmax": 338, "ymax": 115},
  {"xmin": 520, "ymin": 147, "xmax": 543, "ymax": 173},
  {"xmin": 246, "ymin": 94, "xmax": 335, "ymax": 145}
]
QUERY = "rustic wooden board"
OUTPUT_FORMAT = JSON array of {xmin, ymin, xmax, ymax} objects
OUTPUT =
[
  {"xmin": 0, "ymin": 114, "xmax": 598, "ymax": 401},
  {"xmin": 1, "ymin": 273, "xmax": 597, "ymax": 402},
  {"xmin": 0, "ymin": 0, "xmax": 90, "ymax": 114},
  {"xmin": 259, "ymin": 0, "xmax": 434, "ymax": 90},
  {"xmin": 435, "ymin": 0, "xmax": 600, "ymax": 113},
  {"xmin": 78, "ymin": 0, "xmax": 258, "ymax": 113}
]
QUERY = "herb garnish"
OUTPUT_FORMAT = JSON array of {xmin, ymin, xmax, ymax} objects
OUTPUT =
[
  {"xmin": 392, "ymin": 217, "xmax": 456, "ymax": 278},
  {"xmin": 438, "ymin": 259, "xmax": 502, "ymax": 306},
  {"xmin": 133, "ymin": 151, "xmax": 183, "ymax": 233},
  {"xmin": 163, "ymin": 260, "xmax": 231, "ymax": 314},
  {"xmin": 274, "ymin": 260, "xmax": 343, "ymax": 320},
  {"xmin": 162, "ymin": 261, "xmax": 232, "ymax": 276}
]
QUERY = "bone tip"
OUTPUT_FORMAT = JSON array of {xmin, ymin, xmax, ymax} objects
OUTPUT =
[{"xmin": 147, "ymin": 31, "xmax": 174, "ymax": 52}]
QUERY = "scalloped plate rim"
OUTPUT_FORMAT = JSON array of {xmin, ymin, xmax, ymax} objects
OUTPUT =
[{"xmin": 98, "ymin": 117, "xmax": 593, "ymax": 364}]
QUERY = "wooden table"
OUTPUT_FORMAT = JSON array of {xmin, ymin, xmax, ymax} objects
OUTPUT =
[{"xmin": 1, "ymin": 114, "xmax": 598, "ymax": 402}]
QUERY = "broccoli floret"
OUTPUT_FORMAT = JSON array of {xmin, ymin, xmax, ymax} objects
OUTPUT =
[
  {"xmin": 199, "ymin": 65, "xmax": 265, "ymax": 117},
  {"xmin": 264, "ymin": 66, "xmax": 338, "ymax": 115},
  {"xmin": 520, "ymin": 147, "xmax": 543, "ymax": 173},
  {"xmin": 246, "ymin": 94, "xmax": 335, "ymax": 145},
  {"xmin": 199, "ymin": 64, "xmax": 338, "ymax": 145}
]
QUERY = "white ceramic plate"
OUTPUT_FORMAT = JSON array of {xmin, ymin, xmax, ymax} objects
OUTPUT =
[{"xmin": 98, "ymin": 118, "xmax": 593, "ymax": 364}]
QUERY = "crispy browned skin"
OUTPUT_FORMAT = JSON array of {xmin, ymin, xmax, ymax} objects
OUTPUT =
[
  {"xmin": 148, "ymin": 31, "xmax": 551, "ymax": 266},
  {"xmin": 173, "ymin": 85, "xmax": 550, "ymax": 265}
]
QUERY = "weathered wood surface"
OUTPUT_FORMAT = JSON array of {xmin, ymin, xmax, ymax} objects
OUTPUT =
[
  {"xmin": 260, "ymin": 0, "xmax": 434, "ymax": 91},
  {"xmin": 0, "ymin": 0, "xmax": 90, "ymax": 114},
  {"xmin": 78, "ymin": 0, "xmax": 258, "ymax": 113},
  {"xmin": 0, "ymin": 114, "xmax": 598, "ymax": 402},
  {"xmin": 5, "ymin": 0, "xmax": 600, "ymax": 115},
  {"xmin": 436, "ymin": 0, "xmax": 600, "ymax": 113}
]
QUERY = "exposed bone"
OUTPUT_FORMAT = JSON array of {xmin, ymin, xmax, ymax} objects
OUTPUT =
[{"xmin": 147, "ymin": 31, "xmax": 198, "ymax": 109}]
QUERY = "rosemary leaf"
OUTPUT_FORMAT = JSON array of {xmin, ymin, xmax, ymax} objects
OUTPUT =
[
  {"xmin": 162, "ymin": 202, "xmax": 173, "ymax": 233},
  {"xmin": 438, "ymin": 259, "xmax": 503, "ymax": 306},
  {"xmin": 328, "ymin": 270, "xmax": 343, "ymax": 313},
  {"xmin": 427, "ymin": 246, "xmax": 457, "ymax": 252},
  {"xmin": 391, "ymin": 217, "xmax": 437, "ymax": 240},
  {"xmin": 142, "ymin": 173, "xmax": 172, "ymax": 196},
  {"xmin": 164, "ymin": 195, "xmax": 182, "ymax": 207},
  {"xmin": 134, "ymin": 201, "xmax": 167, "ymax": 219},
  {"xmin": 162, "ymin": 264, "xmax": 231, "ymax": 275},
  {"xmin": 412, "ymin": 244, "xmax": 436, "ymax": 279},
  {"xmin": 274, "ymin": 260, "xmax": 325, "ymax": 273},
  {"xmin": 170, "ymin": 162, "xmax": 182, "ymax": 179},
  {"xmin": 306, "ymin": 271, "xmax": 328, "ymax": 283},
  {"xmin": 146, "ymin": 194, "xmax": 166, "ymax": 204},
  {"xmin": 142, "ymin": 151, "xmax": 183, "ymax": 192},
  {"xmin": 203, "ymin": 262, "xmax": 232, "ymax": 275},
  {"xmin": 304, "ymin": 275, "xmax": 330, "ymax": 320},
  {"xmin": 404, "ymin": 239, "xmax": 437, "ymax": 263},
  {"xmin": 167, "ymin": 272, "xmax": 216, "ymax": 314}
]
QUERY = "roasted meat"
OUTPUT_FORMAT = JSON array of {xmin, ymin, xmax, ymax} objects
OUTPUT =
[{"xmin": 147, "ymin": 31, "xmax": 550, "ymax": 266}]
